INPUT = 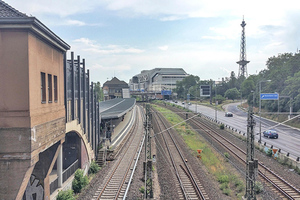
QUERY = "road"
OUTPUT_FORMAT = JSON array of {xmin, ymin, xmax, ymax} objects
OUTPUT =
[{"xmin": 172, "ymin": 101, "xmax": 300, "ymax": 159}]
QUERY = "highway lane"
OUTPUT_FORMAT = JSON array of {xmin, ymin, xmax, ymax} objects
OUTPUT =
[{"xmin": 171, "ymin": 101, "xmax": 300, "ymax": 159}]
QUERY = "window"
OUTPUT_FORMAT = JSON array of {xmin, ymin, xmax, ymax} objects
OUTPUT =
[
  {"xmin": 48, "ymin": 74, "xmax": 52, "ymax": 103},
  {"xmin": 41, "ymin": 72, "xmax": 46, "ymax": 103},
  {"xmin": 54, "ymin": 75, "xmax": 58, "ymax": 102}
]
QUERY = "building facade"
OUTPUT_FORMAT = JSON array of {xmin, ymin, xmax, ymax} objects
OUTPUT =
[
  {"xmin": 103, "ymin": 77, "xmax": 129, "ymax": 100},
  {"xmin": 129, "ymin": 68, "xmax": 188, "ymax": 93},
  {"xmin": 0, "ymin": 1, "xmax": 70, "ymax": 199}
]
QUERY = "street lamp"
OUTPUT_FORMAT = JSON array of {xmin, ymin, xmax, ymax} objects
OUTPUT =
[
  {"xmin": 215, "ymin": 82, "xmax": 221, "ymax": 121},
  {"xmin": 259, "ymin": 79, "xmax": 271, "ymax": 143},
  {"xmin": 240, "ymin": 89, "xmax": 243, "ymax": 107}
]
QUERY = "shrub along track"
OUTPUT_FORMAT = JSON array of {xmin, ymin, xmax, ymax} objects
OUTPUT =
[
  {"xmin": 166, "ymin": 104, "xmax": 300, "ymax": 200},
  {"xmin": 152, "ymin": 107, "xmax": 209, "ymax": 200}
]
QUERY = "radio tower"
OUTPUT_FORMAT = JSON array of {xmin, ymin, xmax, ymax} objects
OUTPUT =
[{"xmin": 237, "ymin": 17, "xmax": 250, "ymax": 77}]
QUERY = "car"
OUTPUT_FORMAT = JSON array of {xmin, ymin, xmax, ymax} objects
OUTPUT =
[
  {"xmin": 225, "ymin": 112, "xmax": 233, "ymax": 117},
  {"xmin": 175, "ymin": 101, "xmax": 178, "ymax": 103},
  {"xmin": 263, "ymin": 130, "xmax": 278, "ymax": 139},
  {"xmin": 188, "ymin": 102, "xmax": 191, "ymax": 105},
  {"xmin": 182, "ymin": 102, "xmax": 185, "ymax": 105}
]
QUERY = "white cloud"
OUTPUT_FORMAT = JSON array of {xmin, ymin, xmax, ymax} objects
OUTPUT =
[
  {"xmin": 66, "ymin": 20, "xmax": 86, "ymax": 26},
  {"xmin": 7, "ymin": 0, "xmax": 300, "ymax": 83},
  {"xmin": 202, "ymin": 36, "xmax": 226, "ymax": 40},
  {"xmin": 91, "ymin": 63, "xmax": 132, "ymax": 71},
  {"xmin": 158, "ymin": 46, "xmax": 168, "ymax": 51},
  {"xmin": 63, "ymin": 20, "xmax": 103, "ymax": 27},
  {"xmin": 72, "ymin": 38, "xmax": 144, "ymax": 54}
]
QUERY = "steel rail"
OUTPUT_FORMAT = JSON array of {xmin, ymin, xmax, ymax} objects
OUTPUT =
[
  {"xmin": 152, "ymin": 108, "xmax": 207, "ymax": 200},
  {"xmin": 165, "ymin": 105, "xmax": 300, "ymax": 200}
]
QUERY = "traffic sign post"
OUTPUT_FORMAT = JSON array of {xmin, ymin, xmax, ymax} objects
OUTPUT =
[
  {"xmin": 260, "ymin": 93, "xmax": 279, "ymax": 100},
  {"xmin": 200, "ymin": 85, "xmax": 210, "ymax": 97}
]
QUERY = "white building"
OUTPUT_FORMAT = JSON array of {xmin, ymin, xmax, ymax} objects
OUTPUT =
[{"xmin": 129, "ymin": 68, "xmax": 188, "ymax": 93}]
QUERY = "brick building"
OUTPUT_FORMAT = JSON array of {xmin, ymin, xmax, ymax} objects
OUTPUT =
[
  {"xmin": 0, "ymin": 1, "xmax": 70, "ymax": 199},
  {"xmin": 103, "ymin": 77, "xmax": 129, "ymax": 100}
]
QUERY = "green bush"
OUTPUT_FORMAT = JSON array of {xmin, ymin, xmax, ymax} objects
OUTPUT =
[
  {"xmin": 88, "ymin": 161, "xmax": 100, "ymax": 174},
  {"xmin": 220, "ymin": 182, "xmax": 229, "ymax": 190},
  {"xmin": 220, "ymin": 124, "xmax": 224, "ymax": 129},
  {"xmin": 234, "ymin": 179, "xmax": 244, "ymax": 192},
  {"xmin": 254, "ymin": 181, "xmax": 264, "ymax": 194},
  {"xmin": 57, "ymin": 189, "xmax": 75, "ymax": 200},
  {"xmin": 266, "ymin": 148, "xmax": 273, "ymax": 157},
  {"xmin": 72, "ymin": 169, "xmax": 89, "ymax": 193},
  {"xmin": 224, "ymin": 152, "xmax": 230, "ymax": 159},
  {"xmin": 218, "ymin": 175, "xmax": 229, "ymax": 184},
  {"xmin": 223, "ymin": 188, "xmax": 231, "ymax": 196}
]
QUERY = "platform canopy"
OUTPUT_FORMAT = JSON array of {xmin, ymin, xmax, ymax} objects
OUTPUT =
[{"xmin": 99, "ymin": 98, "xmax": 136, "ymax": 119}]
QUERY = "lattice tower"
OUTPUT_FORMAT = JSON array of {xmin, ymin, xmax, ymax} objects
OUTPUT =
[{"xmin": 237, "ymin": 18, "xmax": 250, "ymax": 77}]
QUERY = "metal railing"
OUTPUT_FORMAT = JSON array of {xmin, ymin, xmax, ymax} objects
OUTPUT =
[{"xmin": 49, "ymin": 159, "xmax": 79, "ymax": 194}]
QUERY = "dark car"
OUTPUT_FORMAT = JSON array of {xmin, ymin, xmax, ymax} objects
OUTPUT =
[
  {"xmin": 225, "ymin": 112, "xmax": 233, "ymax": 117},
  {"xmin": 263, "ymin": 130, "xmax": 278, "ymax": 139}
]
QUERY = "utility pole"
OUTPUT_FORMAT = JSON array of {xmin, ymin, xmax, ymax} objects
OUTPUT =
[
  {"xmin": 144, "ymin": 104, "xmax": 153, "ymax": 198},
  {"xmin": 245, "ymin": 105, "xmax": 258, "ymax": 199}
]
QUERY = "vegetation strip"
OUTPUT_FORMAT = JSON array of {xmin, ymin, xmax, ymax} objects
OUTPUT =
[{"xmin": 152, "ymin": 104, "xmax": 245, "ymax": 198}]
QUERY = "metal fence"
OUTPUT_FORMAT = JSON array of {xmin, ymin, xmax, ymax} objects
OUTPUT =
[{"xmin": 49, "ymin": 159, "xmax": 79, "ymax": 194}]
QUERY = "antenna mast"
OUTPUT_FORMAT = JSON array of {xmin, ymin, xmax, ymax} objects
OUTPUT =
[{"xmin": 237, "ymin": 17, "xmax": 250, "ymax": 77}]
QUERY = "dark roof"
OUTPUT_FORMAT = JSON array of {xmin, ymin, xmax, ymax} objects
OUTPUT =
[
  {"xmin": 0, "ymin": 0, "xmax": 27, "ymax": 18},
  {"xmin": 103, "ymin": 77, "xmax": 128, "ymax": 87},
  {"xmin": 100, "ymin": 98, "xmax": 136, "ymax": 119},
  {"xmin": 0, "ymin": 1, "xmax": 70, "ymax": 51}
]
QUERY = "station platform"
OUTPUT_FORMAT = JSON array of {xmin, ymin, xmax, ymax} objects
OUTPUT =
[
  {"xmin": 109, "ymin": 105, "xmax": 135, "ymax": 149},
  {"xmin": 50, "ymin": 99, "xmax": 136, "ymax": 199}
]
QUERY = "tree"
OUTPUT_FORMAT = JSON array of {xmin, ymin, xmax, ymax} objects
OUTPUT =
[
  {"xmin": 241, "ymin": 77, "xmax": 255, "ymax": 104},
  {"xmin": 174, "ymin": 75, "xmax": 200, "ymax": 99},
  {"xmin": 228, "ymin": 71, "xmax": 237, "ymax": 89},
  {"xmin": 94, "ymin": 81, "xmax": 104, "ymax": 102},
  {"xmin": 214, "ymin": 94, "xmax": 226, "ymax": 104},
  {"xmin": 225, "ymin": 88, "xmax": 240, "ymax": 101}
]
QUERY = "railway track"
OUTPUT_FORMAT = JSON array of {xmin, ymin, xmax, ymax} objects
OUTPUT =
[
  {"xmin": 152, "ymin": 107, "xmax": 208, "ymax": 200},
  {"xmin": 91, "ymin": 106, "xmax": 144, "ymax": 200},
  {"xmin": 166, "ymin": 104, "xmax": 300, "ymax": 200}
]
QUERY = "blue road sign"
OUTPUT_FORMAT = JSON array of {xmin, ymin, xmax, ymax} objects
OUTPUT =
[
  {"xmin": 161, "ymin": 90, "xmax": 172, "ymax": 95},
  {"xmin": 260, "ymin": 93, "xmax": 279, "ymax": 100}
]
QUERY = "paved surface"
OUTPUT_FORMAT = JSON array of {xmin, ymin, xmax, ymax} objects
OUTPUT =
[{"xmin": 173, "ymin": 100, "xmax": 300, "ymax": 159}]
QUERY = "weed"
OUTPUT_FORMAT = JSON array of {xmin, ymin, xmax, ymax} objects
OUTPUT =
[
  {"xmin": 266, "ymin": 149, "xmax": 273, "ymax": 157},
  {"xmin": 223, "ymin": 188, "xmax": 232, "ymax": 196},
  {"xmin": 139, "ymin": 186, "xmax": 145, "ymax": 194},
  {"xmin": 218, "ymin": 175, "xmax": 229, "ymax": 183},
  {"xmin": 89, "ymin": 161, "xmax": 100, "ymax": 174},
  {"xmin": 224, "ymin": 152, "xmax": 230, "ymax": 159},
  {"xmin": 254, "ymin": 181, "xmax": 264, "ymax": 194},
  {"xmin": 220, "ymin": 182, "xmax": 229, "ymax": 190},
  {"xmin": 220, "ymin": 124, "xmax": 225, "ymax": 129}
]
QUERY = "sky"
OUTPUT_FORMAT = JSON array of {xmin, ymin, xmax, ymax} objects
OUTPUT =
[{"xmin": 6, "ymin": 0, "xmax": 300, "ymax": 84}]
